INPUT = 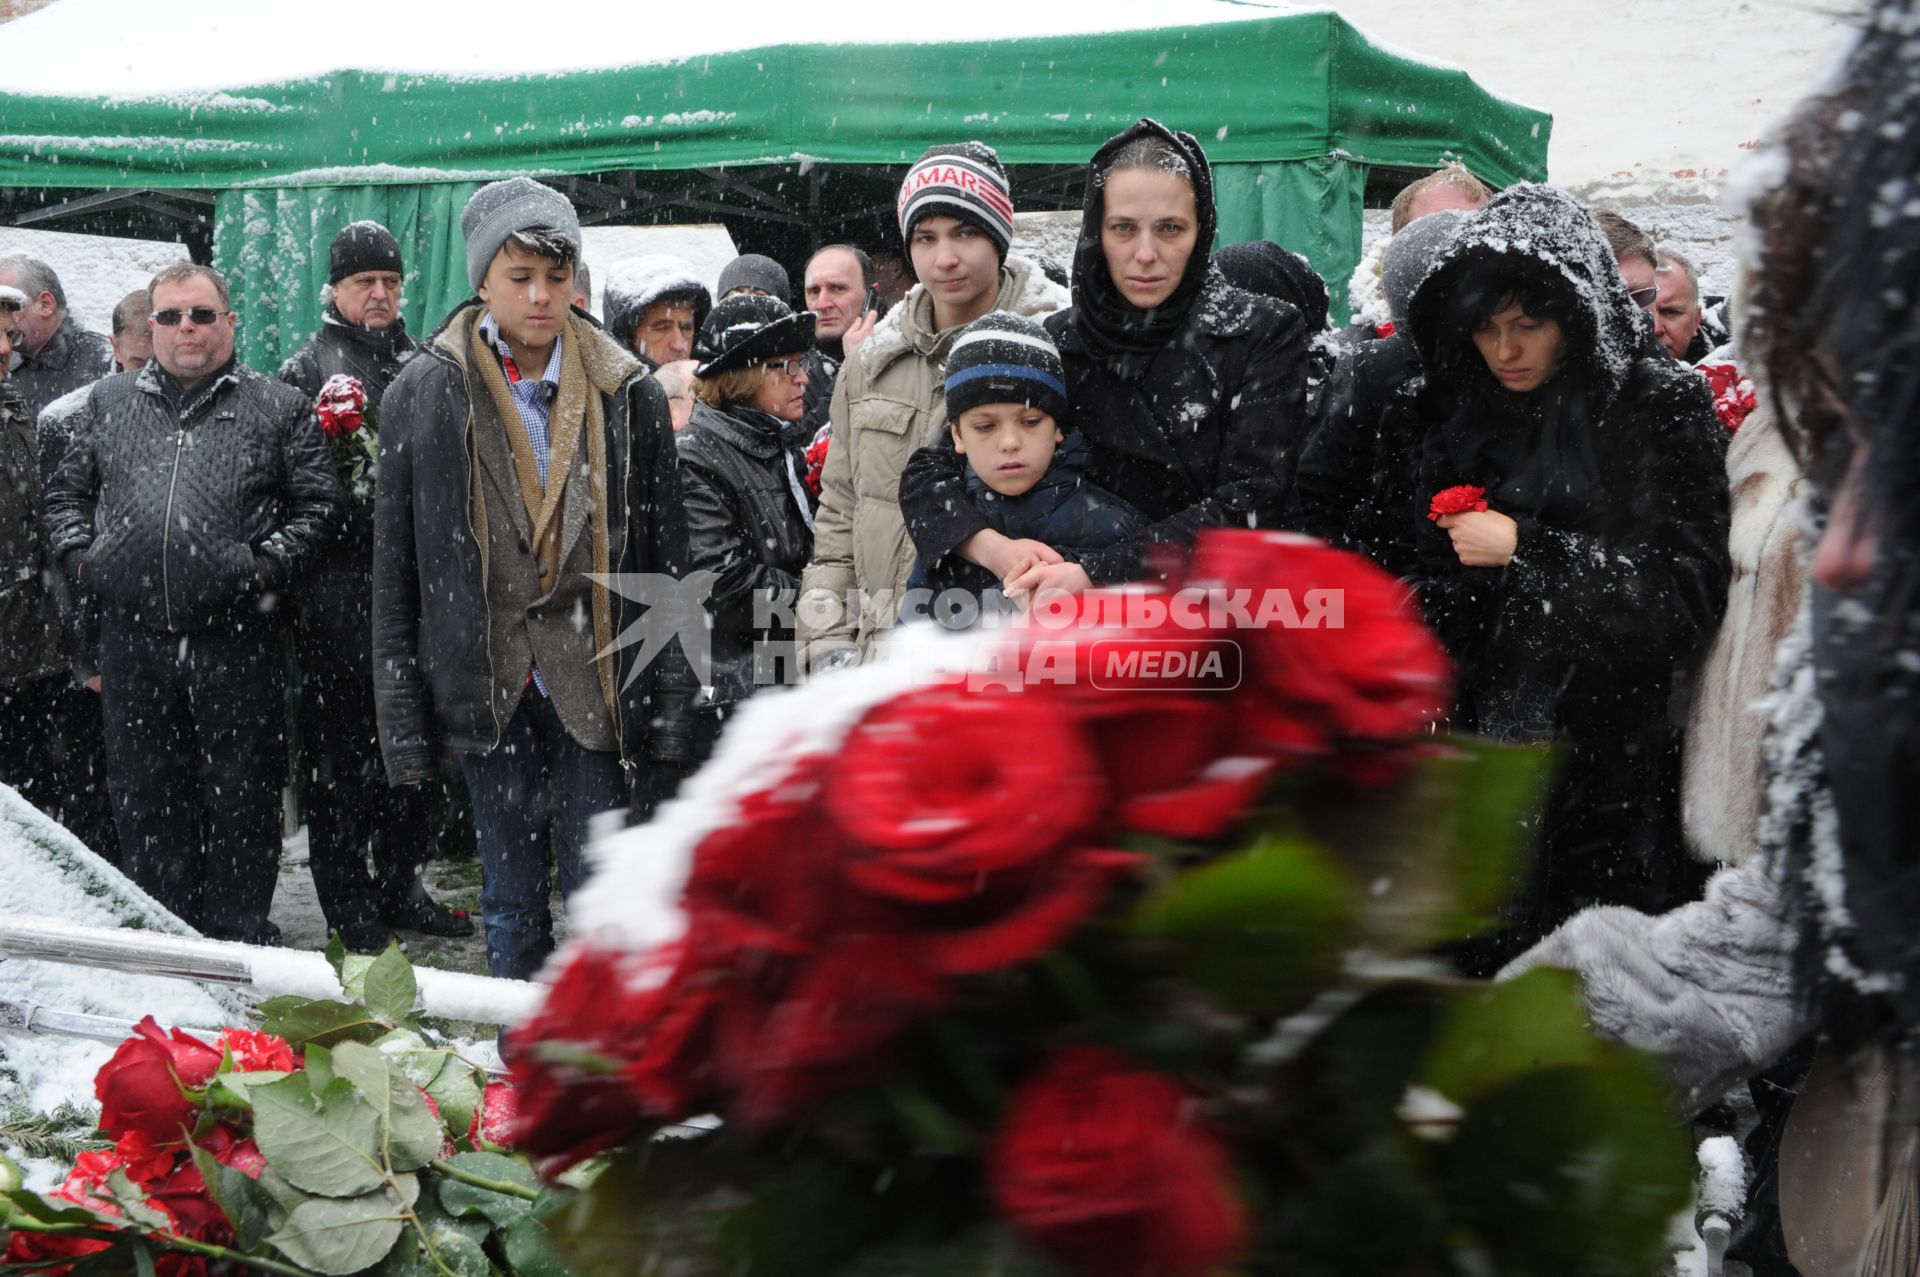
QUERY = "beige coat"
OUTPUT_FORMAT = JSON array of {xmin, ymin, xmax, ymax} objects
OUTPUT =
[
  {"xmin": 796, "ymin": 256, "xmax": 1069, "ymax": 670},
  {"xmin": 1681, "ymin": 402, "xmax": 1809, "ymax": 865}
]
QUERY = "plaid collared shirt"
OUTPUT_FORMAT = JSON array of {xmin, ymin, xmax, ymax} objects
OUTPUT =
[
  {"xmin": 478, "ymin": 313, "xmax": 566, "ymax": 698},
  {"xmin": 478, "ymin": 312, "xmax": 563, "ymax": 483}
]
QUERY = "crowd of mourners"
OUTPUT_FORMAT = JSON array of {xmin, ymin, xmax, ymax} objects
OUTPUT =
[{"xmin": 6, "ymin": 14, "xmax": 1920, "ymax": 1257}]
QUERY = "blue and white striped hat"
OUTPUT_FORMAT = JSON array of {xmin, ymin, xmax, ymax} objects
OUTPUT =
[{"xmin": 943, "ymin": 312, "xmax": 1069, "ymax": 424}]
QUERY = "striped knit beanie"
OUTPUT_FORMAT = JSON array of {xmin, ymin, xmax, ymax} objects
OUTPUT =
[
  {"xmin": 943, "ymin": 312, "xmax": 1069, "ymax": 424},
  {"xmin": 897, "ymin": 142, "xmax": 1015, "ymax": 260}
]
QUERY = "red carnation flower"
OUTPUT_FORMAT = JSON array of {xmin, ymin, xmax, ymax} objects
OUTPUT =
[
  {"xmin": 803, "ymin": 431, "xmax": 830, "ymax": 497},
  {"xmin": 219, "ymin": 1028, "xmax": 297, "ymax": 1073},
  {"xmin": 96, "ymin": 1017, "xmax": 223, "ymax": 1143},
  {"xmin": 1427, "ymin": 484, "xmax": 1488, "ymax": 522},
  {"xmin": 1698, "ymin": 358, "xmax": 1757, "ymax": 435},
  {"xmin": 989, "ymin": 1046, "xmax": 1249, "ymax": 1277},
  {"xmin": 467, "ymin": 1080, "xmax": 519, "ymax": 1150},
  {"xmin": 315, "ymin": 374, "xmax": 368, "ymax": 441}
]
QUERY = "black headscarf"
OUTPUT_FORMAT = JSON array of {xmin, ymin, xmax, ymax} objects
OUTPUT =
[
  {"xmin": 1212, "ymin": 241, "xmax": 1329, "ymax": 334},
  {"xmin": 1070, "ymin": 118, "xmax": 1218, "ymax": 378}
]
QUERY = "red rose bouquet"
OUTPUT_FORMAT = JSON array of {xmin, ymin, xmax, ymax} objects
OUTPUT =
[
  {"xmin": 1, "ymin": 944, "xmax": 549, "ymax": 1277},
  {"xmin": 1427, "ymin": 484, "xmax": 1489, "ymax": 522},
  {"xmin": 503, "ymin": 529, "xmax": 1696, "ymax": 1277},
  {"xmin": 1697, "ymin": 357, "xmax": 1758, "ymax": 435},
  {"xmin": 314, "ymin": 374, "xmax": 379, "ymax": 501}
]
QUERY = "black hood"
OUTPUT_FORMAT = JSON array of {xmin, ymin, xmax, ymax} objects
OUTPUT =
[
  {"xmin": 1212, "ymin": 241, "xmax": 1329, "ymax": 333},
  {"xmin": 1070, "ymin": 118, "xmax": 1219, "ymax": 372},
  {"xmin": 1407, "ymin": 183, "xmax": 1645, "ymax": 406}
]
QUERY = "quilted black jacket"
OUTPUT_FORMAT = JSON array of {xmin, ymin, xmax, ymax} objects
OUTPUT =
[{"xmin": 44, "ymin": 361, "xmax": 344, "ymax": 633}]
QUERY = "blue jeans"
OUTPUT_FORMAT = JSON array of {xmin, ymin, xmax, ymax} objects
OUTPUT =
[{"xmin": 459, "ymin": 692, "xmax": 626, "ymax": 980}]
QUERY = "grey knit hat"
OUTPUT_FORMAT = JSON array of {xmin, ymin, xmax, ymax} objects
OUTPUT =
[
  {"xmin": 715, "ymin": 254, "xmax": 792, "ymax": 305},
  {"xmin": 1382, "ymin": 208, "xmax": 1468, "ymax": 329},
  {"xmin": 459, "ymin": 178, "xmax": 581, "ymax": 291}
]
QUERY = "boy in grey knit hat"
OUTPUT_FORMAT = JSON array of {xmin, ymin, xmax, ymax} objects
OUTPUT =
[{"xmin": 373, "ymin": 177, "xmax": 699, "ymax": 986}]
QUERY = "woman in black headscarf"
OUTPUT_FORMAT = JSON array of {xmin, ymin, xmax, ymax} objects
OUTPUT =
[
  {"xmin": 1406, "ymin": 182, "xmax": 1732, "ymax": 969},
  {"xmin": 898, "ymin": 119, "xmax": 1311, "ymax": 591}
]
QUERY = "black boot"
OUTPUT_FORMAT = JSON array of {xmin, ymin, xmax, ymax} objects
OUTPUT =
[{"xmin": 381, "ymin": 876, "xmax": 475, "ymax": 937}]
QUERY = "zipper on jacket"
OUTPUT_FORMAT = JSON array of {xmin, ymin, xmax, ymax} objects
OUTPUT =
[{"xmin": 160, "ymin": 427, "xmax": 186, "ymax": 631}]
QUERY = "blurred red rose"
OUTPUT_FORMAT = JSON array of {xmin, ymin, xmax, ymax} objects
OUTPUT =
[
  {"xmin": 989, "ymin": 1047, "xmax": 1249, "ymax": 1277},
  {"xmin": 509, "ymin": 947, "xmax": 688, "ymax": 1174},
  {"xmin": 1188, "ymin": 531, "xmax": 1450, "ymax": 752},
  {"xmin": 218, "ymin": 1028, "xmax": 297, "ymax": 1074},
  {"xmin": 826, "ymin": 687, "xmax": 1105, "ymax": 904},
  {"xmin": 315, "ymin": 374, "xmax": 367, "ymax": 441},
  {"xmin": 96, "ymin": 1017, "xmax": 222, "ymax": 1143}
]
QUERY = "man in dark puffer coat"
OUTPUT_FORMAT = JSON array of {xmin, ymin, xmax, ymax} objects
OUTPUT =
[
  {"xmin": 45, "ymin": 263, "xmax": 343, "ymax": 942},
  {"xmin": 280, "ymin": 222, "xmax": 468, "ymax": 951}
]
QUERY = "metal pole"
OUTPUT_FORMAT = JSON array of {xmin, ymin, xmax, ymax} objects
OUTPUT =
[{"xmin": 0, "ymin": 915, "xmax": 540, "ymax": 1026}]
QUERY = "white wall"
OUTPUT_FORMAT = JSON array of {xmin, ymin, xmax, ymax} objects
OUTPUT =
[{"xmin": 0, "ymin": 226, "xmax": 188, "ymax": 336}]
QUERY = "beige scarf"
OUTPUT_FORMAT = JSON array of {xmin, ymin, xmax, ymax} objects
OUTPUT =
[{"xmin": 468, "ymin": 311, "xmax": 634, "ymax": 719}]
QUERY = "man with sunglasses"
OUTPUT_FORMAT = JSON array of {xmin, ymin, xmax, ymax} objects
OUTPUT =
[
  {"xmin": 1591, "ymin": 208, "xmax": 1669, "ymax": 358},
  {"xmin": 45, "ymin": 262, "xmax": 343, "ymax": 944}
]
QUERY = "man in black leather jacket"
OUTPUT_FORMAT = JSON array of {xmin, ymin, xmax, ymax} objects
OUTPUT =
[
  {"xmin": 45, "ymin": 262, "xmax": 343, "ymax": 943},
  {"xmin": 280, "ymin": 222, "xmax": 470, "ymax": 951}
]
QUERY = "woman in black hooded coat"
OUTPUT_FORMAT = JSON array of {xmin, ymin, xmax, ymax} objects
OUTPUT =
[
  {"xmin": 1406, "ymin": 182, "xmax": 1733, "ymax": 970},
  {"xmin": 898, "ymin": 119, "xmax": 1310, "ymax": 588}
]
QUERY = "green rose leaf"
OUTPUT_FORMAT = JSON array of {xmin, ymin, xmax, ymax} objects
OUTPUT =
[
  {"xmin": 252, "ymin": 1073, "xmax": 386, "ymax": 1197},
  {"xmin": 306, "ymin": 1043, "xmax": 336, "ymax": 1092},
  {"xmin": 330, "ymin": 1041, "xmax": 392, "ymax": 1110},
  {"xmin": 1444, "ymin": 1060, "xmax": 1692, "ymax": 1277},
  {"xmin": 267, "ymin": 1176, "xmax": 419, "ymax": 1277},
  {"xmin": 324, "ymin": 933, "xmax": 349, "ymax": 984},
  {"xmin": 423, "ymin": 1058, "xmax": 482, "ymax": 1138},
  {"xmin": 1131, "ymin": 833, "xmax": 1358, "ymax": 1014},
  {"xmin": 374, "ymin": 1029, "xmax": 450, "ymax": 1091},
  {"xmin": 1419, "ymin": 968, "xmax": 1605, "ymax": 1104},
  {"xmin": 384, "ymin": 1067, "xmax": 445, "ymax": 1174},
  {"xmin": 1296, "ymin": 737, "xmax": 1555, "ymax": 952},
  {"xmin": 103, "ymin": 1169, "xmax": 171, "ymax": 1231},
  {"xmin": 502, "ymin": 1215, "xmax": 574, "ymax": 1277},
  {"xmin": 190, "ymin": 1145, "xmax": 275, "ymax": 1252},
  {"xmin": 209, "ymin": 1068, "xmax": 294, "ymax": 1111},
  {"xmin": 261, "ymin": 999, "xmax": 391, "ymax": 1052},
  {"xmin": 361, "ymin": 944, "xmax": 418, "ymax": 1025},
  {"xmin": 430, "ymin": 1231, "xmax": 492, "ymax": 1277},
  {"xmin": 437, "ymin": 1152, "xmax": 536, "ymax": 1230}
]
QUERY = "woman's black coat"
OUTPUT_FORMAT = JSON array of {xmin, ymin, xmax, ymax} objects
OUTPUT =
[
  {"xmin": 676, "ymin": 398, "xmax": 816, "ymax": 756},
  {"xmin": 1405, "ymin": 183, "xmax": 1734, "ymax": 966}
]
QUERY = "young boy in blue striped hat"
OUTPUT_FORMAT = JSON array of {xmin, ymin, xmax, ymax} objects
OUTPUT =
[{"xmin": 903, "ymin": 311, "xmax": 1143, "ymax": 615}]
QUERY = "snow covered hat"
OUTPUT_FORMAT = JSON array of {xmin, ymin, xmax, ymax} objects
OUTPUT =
[
  {"xmin": 943, "ymin": 312, "xmax": 1068, "ymax": 424},
  {"xmin": 460, "ymin": 178, "xmax": 581, "ymax": 291},
  {"xmin": 1381, "ymin": 209, "xmax": 1466, "ymax": 329},
  {"xmin": 603, "ymin": 254, "xmax": 712, "ymax": 350},
  {"xmin": 897, "ymin": 142, "xmax": 1015, "ymax": 260},
  {"xmin": 329, "ymin": 221, "xmax": 403, "ymax": 284},
  {"xmin": 715, "ymin": 254, "xmax": 792, "ymax": 305},
  {"xmin": 694, "ymin": 293, "xmax": 815, "ymax": 379}
]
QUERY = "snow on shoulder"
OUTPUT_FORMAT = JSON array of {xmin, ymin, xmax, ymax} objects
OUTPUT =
[{"xmin": 0, "ymin": 0, "xmax": 1264, "ymax": 96}]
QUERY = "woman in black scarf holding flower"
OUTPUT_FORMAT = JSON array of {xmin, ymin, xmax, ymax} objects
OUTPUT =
[
  {"xmin": 1407, "ymin": 182, "xmax": 1732, "ymax": 970},
  {"xmin": 899, "ymin": 119, "xmax": 1311, "ymax": 591}
]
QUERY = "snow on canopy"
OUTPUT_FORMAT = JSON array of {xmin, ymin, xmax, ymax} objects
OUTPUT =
[{"xmin": 0, "ymin": 1, "xmax": 1549, "ymax": 191}]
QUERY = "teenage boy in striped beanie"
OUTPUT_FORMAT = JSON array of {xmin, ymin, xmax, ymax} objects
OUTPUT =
[
  {"xmin": 903, "ymin": 311, "xmax": 1143, "ymax": 613},
  {"xmin": 796, "ymin": 142, "xmax": 1071, "ymax": 668}
]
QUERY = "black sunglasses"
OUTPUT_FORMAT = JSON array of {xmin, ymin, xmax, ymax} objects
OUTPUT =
[
  {"xmin": 1628, "ymin": 286, "xmax": 1658, "ymax": 310},
  {"xmin": 151, "ymin": 307, "xmax": 229, "ymax": 327}
]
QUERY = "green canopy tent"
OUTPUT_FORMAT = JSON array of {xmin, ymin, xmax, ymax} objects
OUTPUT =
[{"xmin": 0, "ymin": 5, "xmax": 1547, "ymax": 370}]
